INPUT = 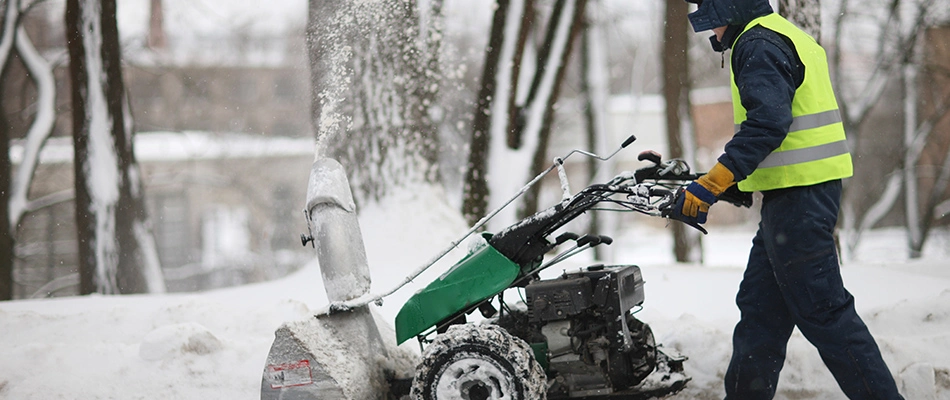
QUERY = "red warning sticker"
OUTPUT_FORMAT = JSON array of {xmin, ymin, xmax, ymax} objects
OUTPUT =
[{"xmin": 266, "ymin": 359, "xmax": 313, "ymax": 389}]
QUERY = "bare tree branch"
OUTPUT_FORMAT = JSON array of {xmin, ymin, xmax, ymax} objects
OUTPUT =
[
  {"xmin": 0, "ymin": 0, "xmax": 18, "ymax": 69},
  {"xmin": 8, "ymin": 23, "xmax": 56, "ymax": 232}
]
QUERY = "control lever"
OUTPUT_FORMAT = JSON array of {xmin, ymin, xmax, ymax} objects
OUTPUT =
[
  {"xmin": 576, "ymin": 234, "xmax": 601, "ymax": 248},
  {"xmin": 553, "ymin": 232, "xmax": 580, "ymax": 247}
]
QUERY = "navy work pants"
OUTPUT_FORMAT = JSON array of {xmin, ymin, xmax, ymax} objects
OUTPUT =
[{"xmin": 723, "ymin": 180, "xmax": 903, "ymax": 399}]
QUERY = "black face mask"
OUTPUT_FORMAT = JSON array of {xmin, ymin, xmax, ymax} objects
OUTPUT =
[
  {"xmin": 709, "ymin": 25, "xmax": 742, "ymax": 53},
  {"xmin": 709, "ymin": 35, "xmax": 725, "ymax": 52}
]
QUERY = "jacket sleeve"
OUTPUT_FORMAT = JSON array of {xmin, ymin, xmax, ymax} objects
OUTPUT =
[{"xmin": 717, "ymin": 27, "xmax": 801, "ymax": 182}]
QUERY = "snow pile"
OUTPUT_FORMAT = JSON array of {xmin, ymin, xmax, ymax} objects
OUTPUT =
[
  {"xmin": 1, "ymin": 184, "xmax": 949, "ymax": 399},
  {"xmin": 138, "ymin": 322, "xmax": 224, "ymax": 361}
]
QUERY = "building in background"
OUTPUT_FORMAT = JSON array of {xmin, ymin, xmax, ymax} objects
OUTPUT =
[
  {"xmin": 13, "ymin": 132, "xmax": 314, "ymax": 298},
  {"xmin": 9, "ymin": 0, "xmax": 314, "ymax": 299}
]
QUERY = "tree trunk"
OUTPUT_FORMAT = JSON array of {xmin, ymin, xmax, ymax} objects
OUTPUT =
[
  {"xmin": 479, "ymin": 0, "xmax": 533, "ymax": 230},
  {"xmin": 663, "ymin": 0, "xmax": 701, "ymax": 263},
  {"xmin": 462, "ymin": 0, "xmax": 511, "ymax": 226},
  {"xmin": 0, "ymin": 71, "xmax": 10, "ymax": 301},
  {"xmin": 66, "ymin": 0, "xmax": 165, "ymax": 295},
  {"xmin": 580, "ymin": 1, "xmax": 610, "ymax": 260},
  {"xmin": 914, "ymin": 26, "xmax": 950, "ymax": 257},
  {"xmin": 0, "ymin": 102, "xmax": 10, "ymax": 300},
  {"xmin": 903, "ymin": 62, "xmax": 923, "ymax": 258},
  {"xmin": 0, "ymin": 0, "xmax": 18, "ymax": 300},
  {"xmin": 506, "ymin": 1, "xmax": 535, "ymax": 150}
]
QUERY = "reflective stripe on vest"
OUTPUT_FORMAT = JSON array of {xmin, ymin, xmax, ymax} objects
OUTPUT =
[
  {"xmin": 731, "ymin": 13, "xmax": 853, "ymax": 192},
  {"xmin": 734, "ymin": 109, "xmax": 842, "ymax": 136},
  {"xmin": 734, "ymin": 109, "xmax": 849, "ymax": 169},
  {"xmin": 757, "ymin": 139, "xmax": 849, "ymax": 169}
]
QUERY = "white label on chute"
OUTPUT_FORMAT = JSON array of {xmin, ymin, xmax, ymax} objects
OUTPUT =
[{"xmin": 266, "ymin": 360, "xmax": 313, "ymax": 389}]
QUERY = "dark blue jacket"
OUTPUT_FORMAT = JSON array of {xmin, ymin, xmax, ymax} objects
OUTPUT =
[{"xmin": 716, "ymin": 26, "xmax": 805, "ymax": 182}]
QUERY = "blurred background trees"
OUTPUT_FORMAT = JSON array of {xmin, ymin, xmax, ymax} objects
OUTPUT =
[{"xmin": 0, "ymin": 0, "xmax": 948, "ymax": 300}]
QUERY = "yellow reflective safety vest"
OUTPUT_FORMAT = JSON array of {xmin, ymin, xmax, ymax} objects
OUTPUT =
[{"xmin": 731, "ymin": 13, "xmax": 853, "ymax": 192}]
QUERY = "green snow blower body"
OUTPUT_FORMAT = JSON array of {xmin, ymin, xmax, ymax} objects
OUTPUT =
[{"xmin": 394, "ymin": 233, "xmax": 523, "ymax": 345}]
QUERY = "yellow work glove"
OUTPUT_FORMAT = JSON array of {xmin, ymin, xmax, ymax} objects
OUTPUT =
[{"xmin": 667, "ymin": 163, "xmax": 736, "ymax": 230}]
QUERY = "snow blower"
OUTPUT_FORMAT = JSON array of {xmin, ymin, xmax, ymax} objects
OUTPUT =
[{"xmin": 263, "ymin": 136, "xmax": 752, "ymax": 400}]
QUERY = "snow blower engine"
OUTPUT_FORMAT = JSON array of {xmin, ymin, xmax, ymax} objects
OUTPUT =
[{"xmin": 522, "ymin": 263, "xmax": 660, "ymax": 397}]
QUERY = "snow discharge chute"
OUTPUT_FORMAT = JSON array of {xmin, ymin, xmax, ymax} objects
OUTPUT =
[{"xmin": 260, "ymin": 158, "xmax": 417, "ymax": 400}]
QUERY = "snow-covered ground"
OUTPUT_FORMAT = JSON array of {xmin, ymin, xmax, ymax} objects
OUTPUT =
[{"xmin": 1, "ymin": 186, "xmax": 948, "ymax": 399}]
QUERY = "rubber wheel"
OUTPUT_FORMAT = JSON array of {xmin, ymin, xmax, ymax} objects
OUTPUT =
[{"xmin": 410, "ymin": 324, "xmax": 547, "ymax": 400}]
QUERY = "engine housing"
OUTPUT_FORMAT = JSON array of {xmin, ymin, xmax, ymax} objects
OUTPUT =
[{"xmin": 525, "ymin": 265, "xmax": 651, "ymax": 397}]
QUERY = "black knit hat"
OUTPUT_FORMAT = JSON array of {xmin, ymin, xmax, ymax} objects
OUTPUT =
[{"xmin": 686, "ymin": 0, "xmax": 772, "ymax": 32}]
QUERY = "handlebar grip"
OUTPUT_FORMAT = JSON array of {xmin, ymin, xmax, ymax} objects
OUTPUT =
[
  {"xmin": 637, "ymin": 150, "xmax": 662, "ymax": 165},
  {"xmin": 621, "ymin": 135, "xmax": 637, "ymax": 148}
]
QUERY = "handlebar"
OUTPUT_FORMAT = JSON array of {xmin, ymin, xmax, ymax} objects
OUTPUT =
[{"xmin": 490, "ymin": 146, "xmax": 753, "ymax": 266}]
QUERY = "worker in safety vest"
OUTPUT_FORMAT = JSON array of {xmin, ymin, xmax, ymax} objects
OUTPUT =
[{"xmin": 666, "ymin": 0, "xmax": 905, "ymax": 398}]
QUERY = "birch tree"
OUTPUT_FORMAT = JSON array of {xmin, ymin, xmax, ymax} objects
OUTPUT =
[
  {"xmin": 65, "ymin": 0, "xmax": 165, "ymax": 294},
  {"xmin": 307, "ymin": 0, "xmax": 443, "ymax": 205}
]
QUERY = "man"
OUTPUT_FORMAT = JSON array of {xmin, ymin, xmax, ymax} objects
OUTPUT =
[{"xmin": 666, "ymin": 0, "xmax": 905, "ymax": 398}]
